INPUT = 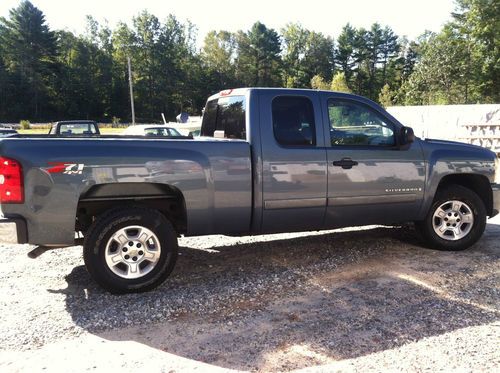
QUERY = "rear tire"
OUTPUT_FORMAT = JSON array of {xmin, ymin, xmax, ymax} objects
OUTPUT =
[
  {"xmin": 83, "ymin": 207, "xmax": 178, "ymax": 294},
  {"xmin": 415, "ymin": 185, "xmax": 486, "ymax": 251}
]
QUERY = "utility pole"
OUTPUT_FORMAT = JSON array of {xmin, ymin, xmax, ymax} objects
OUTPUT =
[{"xmin": 127, "ymin": 56, "xmax": 136, "ymax": 125}]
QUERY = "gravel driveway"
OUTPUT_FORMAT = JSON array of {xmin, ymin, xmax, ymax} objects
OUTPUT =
[{"xmin": 0, "ymin": 218, "xmax": 499, "ymax": 372}]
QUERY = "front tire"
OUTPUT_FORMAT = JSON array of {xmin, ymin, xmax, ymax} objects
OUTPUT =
[
  {"xmin": 83, "ymin": 207, "xmax": 178, "ymax": 294},
  {"xmin": 416, "ymin": 185, "xmax": 486, "ymax": 251}
]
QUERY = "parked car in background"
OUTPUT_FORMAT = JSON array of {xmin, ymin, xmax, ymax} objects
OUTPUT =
[
  {"xmin": 121, "ymin": 125, "xmax": 184, "ymax": 137},
  {"xmin": 167, "ymin": 120, "xmax": 202, "ymax": 136},
  {"xmin": 0, "ymin": 129, "xmax": 18, "ymax": 137},
  {"xmin": 49, "ymin": 120, "xmax": 100, "ymax": 136}
]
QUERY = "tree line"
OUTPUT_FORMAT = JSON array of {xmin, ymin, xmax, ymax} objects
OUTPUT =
[{"xmin": 0, "ymin": 0, "xmax": 497, "ymax": 123}]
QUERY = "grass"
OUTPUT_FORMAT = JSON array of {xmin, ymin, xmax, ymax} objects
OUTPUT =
[
  {"xmin": 99, "ymin": 128, "xmax": 125, "ymax": 134},
  {"xmin": 18, "ymin": 128, "xmax": 47, "ymax": 134}
]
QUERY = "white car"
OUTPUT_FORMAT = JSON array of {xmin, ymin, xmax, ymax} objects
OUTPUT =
[{"xmin": 121, "ymin": 125, "xmax": 183, "ymax": 137}]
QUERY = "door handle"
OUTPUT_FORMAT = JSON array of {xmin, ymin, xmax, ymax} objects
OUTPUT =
[{"xmin": 332, "ymin": 158, "xmax": 358, "ymax": 169}]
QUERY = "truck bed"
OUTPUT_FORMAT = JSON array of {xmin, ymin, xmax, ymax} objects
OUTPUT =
[{"xmin": 0, "ymin": 136, "xmax": 253, "ymax": 245}]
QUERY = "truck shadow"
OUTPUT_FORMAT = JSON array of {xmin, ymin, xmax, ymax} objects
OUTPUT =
[{"xmin": 54, "ymin": 224, "xmax": 500, "ymax": 371}]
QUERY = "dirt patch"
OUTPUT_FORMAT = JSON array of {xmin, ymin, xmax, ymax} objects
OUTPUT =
[{"xmin": 0, "ymin": 219, "xmax": 499, "ymax": 371}]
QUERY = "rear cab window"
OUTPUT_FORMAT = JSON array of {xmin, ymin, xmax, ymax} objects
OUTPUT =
[
  {"xmin": 57, "ymin": 123, "xmax": 98, "ymax": 135},
  {"xmin": 201, "ymin": 95, "xmax": 246, "ymax": 140}
]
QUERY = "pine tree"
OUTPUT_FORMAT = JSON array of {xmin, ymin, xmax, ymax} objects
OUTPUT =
[
  {"xmin": 336, "ymin": 24, "xmax": 356, "ymax": 85},
  {"xmin": 0, "ymin": 0, "xmax": 58, "ymax": 119},
  {"xmin": 235, "ymin": 22, "xmax": 282, "ymax": 87}
]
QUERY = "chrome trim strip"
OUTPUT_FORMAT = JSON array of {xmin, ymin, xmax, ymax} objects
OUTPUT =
[{"xmin": 328, "ymin": 193, "xmax": 417, "ymax": 206}]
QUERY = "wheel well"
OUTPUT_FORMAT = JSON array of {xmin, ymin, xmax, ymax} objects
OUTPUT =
[
  {"xmin": 76, "ymin": 183, "xmax": 187, "ymax": 234},
  {"xmin": 436, "ymin": 174, "xmax": 493, "ymax": 216}
]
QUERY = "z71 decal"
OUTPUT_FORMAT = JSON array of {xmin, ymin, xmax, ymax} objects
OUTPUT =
[{"xmin": 47, "ymin": 162, "xmax": 85, "ymax": 175}]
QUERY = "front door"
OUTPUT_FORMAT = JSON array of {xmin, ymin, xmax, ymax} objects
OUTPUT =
[{"xmin": 322, "ymin": 94, "xmax": 426, "ymax": 228}]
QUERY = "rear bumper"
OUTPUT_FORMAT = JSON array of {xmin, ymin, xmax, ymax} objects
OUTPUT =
[
  {"xmin": 491, "ymin": 183, "xmax": 500, "ymax": 218},
  {"xmin": 0, "ymin": 217, "xmax": 28, "ymax": 244}
]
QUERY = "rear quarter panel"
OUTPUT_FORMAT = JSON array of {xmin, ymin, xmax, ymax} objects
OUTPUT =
[{"xmin": 0, "ymin": 138, "xmax": 252, "ymax": 245}]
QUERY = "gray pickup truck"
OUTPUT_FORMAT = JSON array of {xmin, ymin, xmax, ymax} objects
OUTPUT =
[{"xmin": 1, "ymin": 88, "xmax": 499, "ymax": 293}]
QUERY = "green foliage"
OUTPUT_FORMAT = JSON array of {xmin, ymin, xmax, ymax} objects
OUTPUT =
[
  {"xmin": 378, "ymin": 84, "xmax": 394, "ymax": 108},
  {"xmin": 401, "ymin": 26, "xmax": 478, "ymax": 105},
  {"xmin": 400, "ymin": 0, "xmax": 499, "ymax": 105},
  {"xmin": 20, "ymin": 120, "xmax": 30, "ymax": 129},
  {"xmin": 452, "ymin": 0, "xmax": 499, "ymax": 102},
  {"xmin": 336, "ymin": 24, "xmax": 356, "ymax": 84},
  {"xmin": 235, "ymin": 22, "xmax": 282, "ymax": 87},
  {"xmin": 335, "ymin": 23, "xmax": 403, "ymax": 101},
  {"xmin": 0, "ymin": 0, "xmax": 58, "ymax": 119},
  {"xmin": 0, "ymin": 0, "xmax": 497, "ymax": 123},
  {"xmin": 310, "ymin": 75, "xmax": 329, "ymax": 90},
  {"xmin": 281, "ymin": 23, "xmax": 334, "ymax": 88},
  {"xmin": 202, "ymin": 30, "xmax": 237, "ymax": 90},
  {"xmin": 330, "ymin": 72, "xmax": 351, "ymax": 93}
]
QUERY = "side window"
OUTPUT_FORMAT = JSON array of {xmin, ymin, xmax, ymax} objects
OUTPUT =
[
  {"xmin": 200, "ymin": 96, "xmax": 246, "ymax": 140},
  {"xmin": 167, "ymin": 128, "xmax": 181, "ymax": 136},
  {"xmin": 328, "ymin": 99, "xmax": 395, "ymax": 146},
  {"xmin": 201, "ymin": 100, "xmax": 218, "ymax": 136},
  {"xmin": 272, "ymin": 96, "xmax": 316, "ymax": 146}
]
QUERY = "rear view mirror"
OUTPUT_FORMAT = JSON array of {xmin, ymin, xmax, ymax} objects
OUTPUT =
[{"xmin": 400, "ymin": 126, "xmax": 415, "ymax": 145}]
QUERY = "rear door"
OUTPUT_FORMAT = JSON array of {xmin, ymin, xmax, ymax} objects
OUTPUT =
[
  {"xmin": 259, "ymin": 90, "xmax": 328, "ymax": 233},
  {"xmin": 321, "ymin": 93, "xmax": 426, "ymax": 227}
]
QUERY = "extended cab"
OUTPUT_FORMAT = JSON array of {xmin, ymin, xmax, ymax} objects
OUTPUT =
[{"xmin": 0, "ymin": 88, "xmax": 499, "ymax": 293}]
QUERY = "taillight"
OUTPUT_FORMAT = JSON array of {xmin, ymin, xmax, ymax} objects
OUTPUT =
[
  {"xmin": 0, "ymin": 157, "xmax": 24, "ymax": 203},
  {"xmin": 220, "ymin": 89, "xmax": 233, "ymax": 96}
]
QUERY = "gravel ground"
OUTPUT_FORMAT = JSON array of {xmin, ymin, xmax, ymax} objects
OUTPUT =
[{"xmin": 0, "ymin": 218, "xmax": 499, "ymax": 372}]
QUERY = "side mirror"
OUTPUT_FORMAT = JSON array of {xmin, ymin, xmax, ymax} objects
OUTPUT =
[{"xmin": 400, "ymin": 126, "xmax": 415, "ymax": 145}]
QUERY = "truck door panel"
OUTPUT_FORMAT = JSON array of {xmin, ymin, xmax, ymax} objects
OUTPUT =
[
  {"xmin": 259, "ymin": 91, "xmax": 327, "ymax": 233},
  {"xmin": 322, "ymin": 95, "xmax": 426, "ymax": 227}
]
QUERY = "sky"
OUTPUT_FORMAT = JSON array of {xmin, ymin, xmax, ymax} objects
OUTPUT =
[{"xmin": 0, "ymin": 0, "xmax": 456, "ymax": 46}]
